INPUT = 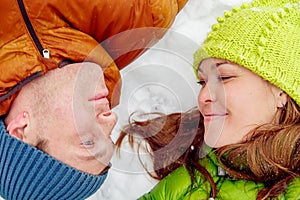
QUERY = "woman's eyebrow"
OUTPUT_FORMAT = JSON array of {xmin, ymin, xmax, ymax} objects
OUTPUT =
[{"xmin": 197, "ymin": 61, "xmax": 229, "ymax": 72}]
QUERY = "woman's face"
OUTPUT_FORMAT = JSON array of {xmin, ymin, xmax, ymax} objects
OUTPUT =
[{"xmin": 197, "ymin": 58, "xmax": 283, "ymax": 148}]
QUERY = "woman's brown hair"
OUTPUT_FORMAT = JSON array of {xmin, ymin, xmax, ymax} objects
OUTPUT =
[
  {"xmin": 217, "ymin": 97, "xmax": 300, "ymax": 199},
  {"xmin": 117, "ymin": 98, "xmax": 300, "ymax": 199},
  {"xmin": 116, "ymin": 108, "xmax": 217, "ymax": 196}
]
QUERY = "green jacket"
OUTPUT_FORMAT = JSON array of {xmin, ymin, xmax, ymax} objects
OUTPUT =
[{"xmin": 139, "ymin": 152, "xmax": 300, "ymax": 200}]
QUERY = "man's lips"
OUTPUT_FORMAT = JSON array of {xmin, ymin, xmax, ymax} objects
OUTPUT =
[
  {"xmin": 88, "ymin": 92, "xmax": 109, "ymax": 102},
  {"xmin": 89, "ymin": 92, "xmax": 111, "ymax": 115}
]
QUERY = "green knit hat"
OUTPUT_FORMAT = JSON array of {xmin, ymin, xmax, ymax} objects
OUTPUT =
[{"xmin": 193, "ymin": 0, "xmax": 300, "ymax": 106}]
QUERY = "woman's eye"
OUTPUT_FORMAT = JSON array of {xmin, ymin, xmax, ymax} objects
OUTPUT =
[{"xmin": 218, "ymin": 76, "xmax": 233, "ymax": 81}]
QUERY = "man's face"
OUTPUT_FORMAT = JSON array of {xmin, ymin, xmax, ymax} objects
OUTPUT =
[{"xmin": 37, "ymin": 62, "xmax": 117, "ymax": 175}]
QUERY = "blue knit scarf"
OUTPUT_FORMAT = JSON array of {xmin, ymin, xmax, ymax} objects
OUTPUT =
[{"xmin": 0, "ymin": 119, "xmax": 107, "ymax": 200}]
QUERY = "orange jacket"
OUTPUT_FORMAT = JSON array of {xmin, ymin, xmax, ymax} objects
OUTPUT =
[{"xmin": 0, "ymin": 0, "xmax": 187, "ymax": 116}]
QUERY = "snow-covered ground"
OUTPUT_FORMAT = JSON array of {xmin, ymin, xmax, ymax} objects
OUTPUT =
[{"xmin": 89, "ymin": 0, "xmax": 251, "ymax": 199}]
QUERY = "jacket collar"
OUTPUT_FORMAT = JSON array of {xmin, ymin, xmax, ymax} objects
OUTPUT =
[{"xmin": 0, "ymin": 119, "xmax": 107, "ymax": 200}]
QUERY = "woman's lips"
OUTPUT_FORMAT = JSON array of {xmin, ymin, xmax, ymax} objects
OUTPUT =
[{"xmin": 203, "ymin": 113, "xmax": 228, "ymax": 121}]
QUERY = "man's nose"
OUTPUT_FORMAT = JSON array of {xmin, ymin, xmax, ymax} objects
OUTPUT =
[{"xmin": 97, "ymin": 111, "xmax": 117, "ymax": 138}]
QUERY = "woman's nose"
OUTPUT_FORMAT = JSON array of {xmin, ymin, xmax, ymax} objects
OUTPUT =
[{"xmin": 198, "ymin": 83, "xmax": 217, "ymax": 106}]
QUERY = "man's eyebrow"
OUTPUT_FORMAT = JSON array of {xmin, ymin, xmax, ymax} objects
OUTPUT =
[{"xmin": 197, "ymin": 61, "xmax": 229, "ymax": 72}]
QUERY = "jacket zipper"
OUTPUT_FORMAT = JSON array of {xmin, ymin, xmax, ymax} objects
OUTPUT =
[{"xmin": 17, "ymin": 0, "xmax": 50, "ymax": 58}]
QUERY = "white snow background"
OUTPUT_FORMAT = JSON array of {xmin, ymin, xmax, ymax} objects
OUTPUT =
[{"xmin": 88, "ymin": 0, "xmax": 251, "ymax": 199}]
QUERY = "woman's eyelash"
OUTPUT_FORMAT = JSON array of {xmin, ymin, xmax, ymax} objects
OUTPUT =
[
  {"xmin": 197, "ymin": 76, "xmax": 233, "ymax": 85},
  {"xmin": 218, "ymin": 76, "xmax": 232, "ymax": 80}
]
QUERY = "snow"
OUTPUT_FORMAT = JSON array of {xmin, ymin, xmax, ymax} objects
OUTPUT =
[{"xmin": 89, "ymin": 0, "xmax": 251, "ymax": 199}]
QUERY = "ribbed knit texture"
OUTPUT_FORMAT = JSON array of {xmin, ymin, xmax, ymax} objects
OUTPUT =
[
  {"xmin": 0, "ymin": 120, "xmax": 107, "ymax": 200},
  {"xmin": 193, "ymin": 0, "xmax": 300, "ymax": 106}
]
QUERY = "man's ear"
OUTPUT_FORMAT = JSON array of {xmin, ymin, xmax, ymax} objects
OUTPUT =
[{"xmin": 6, "ymin": 111, "xmax": 29, "ymax": 141}]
